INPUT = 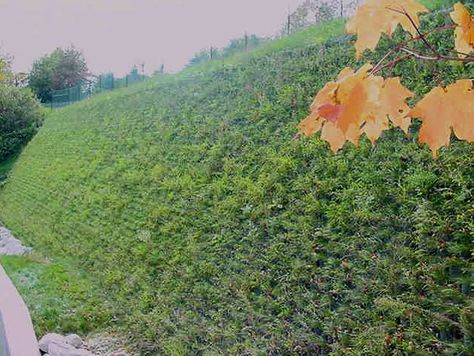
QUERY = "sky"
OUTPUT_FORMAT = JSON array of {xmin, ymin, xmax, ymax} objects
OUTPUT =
[{"xmin": 0, "ymin": 0, "xmax": 304, "ymax": 76}]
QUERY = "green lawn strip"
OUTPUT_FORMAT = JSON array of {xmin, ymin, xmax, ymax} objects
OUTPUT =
[{"xmin": 0, "ymin": 255, "xmax": 109, "ymax": 336}]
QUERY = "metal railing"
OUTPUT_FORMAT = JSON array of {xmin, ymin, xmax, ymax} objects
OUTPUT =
[{"xmin": 44, "ymin": 72, "xmax": 146, "ymax": 109}]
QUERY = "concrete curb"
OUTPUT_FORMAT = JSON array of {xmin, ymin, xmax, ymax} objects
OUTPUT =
[{"xmin": 0, "ymin": 263, "xmax": 40, "ymax": 356}]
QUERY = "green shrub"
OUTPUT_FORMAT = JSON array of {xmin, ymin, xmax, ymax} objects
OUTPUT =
[
  {"xmin": 0, "ymin": 3, "xmax": 472, "ymax": 355},
  {"xmin": 0, "ymin": 85, "xmax": 44, "ymax": 162}
]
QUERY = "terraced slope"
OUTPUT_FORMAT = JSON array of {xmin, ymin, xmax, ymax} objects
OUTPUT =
[{"xmin": 1, "ymin": 1, "xmax": 473, "ymax": 354}]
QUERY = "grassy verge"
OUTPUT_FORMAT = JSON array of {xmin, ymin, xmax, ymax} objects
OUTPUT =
[{"xmin": 0, "ymin": 255, "xmax": 109, "ymax": 336}]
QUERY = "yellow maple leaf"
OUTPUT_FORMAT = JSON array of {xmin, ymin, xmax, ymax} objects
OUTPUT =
[
  {"xmin": 410, "ymin": 79, "xmax": 474, "ymax": 157},
  {"xmin": 346, "ymin": 0, "xmax": 428, "ymax": 59},
  {"xmin": 378, "ymin": 77, "xmax": 414, "ymax": 134},
  {"xmin": 297, "ymin": 110, "xmax": 324, "ymax": 137},
  {"xmin": 320, "ymin": 121, "xmax": 346, "ymax": 153},
  {"xmin": 450, "ymin": 2, "xmax": 474, "ymax": 57},
  {"xmin": 298, "ymin": 66, "xmax": 414, "ymax": 153}
]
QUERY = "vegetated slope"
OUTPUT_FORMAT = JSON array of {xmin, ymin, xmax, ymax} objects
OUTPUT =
[{"xmin": 1, "ymin": 5, "xmax": 473, "ymax": 356}]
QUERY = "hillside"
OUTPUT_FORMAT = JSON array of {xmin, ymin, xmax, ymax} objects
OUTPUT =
[{"xmin": 1, "ymin": 1, "xmax": 473, "ymax": 354}]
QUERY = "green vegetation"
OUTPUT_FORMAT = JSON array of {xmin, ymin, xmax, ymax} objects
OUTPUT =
[
  {"xmin": 29, "ymin": 46, "xmax": 89, "ymax": 103},
  {"xmin": 0, "ymin": 153, "xmax": 19, "ymax": 180},
  {"xmin": 186, "ymin": 0, "xmax": 457, "ymax": 72},
  {"xmin": 0, "ymin": 85, "xmax": 44, "ymax": 163},
  {"xmin": 0, "ymin": 2, "xmax": 473, "ymax": 355},
  {"xmin": 0, "ymin": 255, "xmax": 108, "ymax": 333}
]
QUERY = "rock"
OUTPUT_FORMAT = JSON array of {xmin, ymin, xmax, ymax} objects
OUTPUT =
[
  {"xmin": 65, "ymin": 334, "xmax": 84, "ymax": 349},
  {"xmin": 0, "ymin": 227, "xmax": 32, "ymax": 256},
  {"xmin": 39, "ymin": 333, "xmax": 66, "ymax": 353},
  {"xmin": 85, "ymin": 333, "xmax": 134, "ymax": 355},
  {"xmin": 48, "ymin": 342, "xmax": 92, "ymax": 356}
]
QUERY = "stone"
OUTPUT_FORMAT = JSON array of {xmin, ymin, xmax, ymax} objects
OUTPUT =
[
  {"xmin": 48, "ymin": 342, "xmax": 92, "ymax": 356},
  {"xmin": 39, "ymin": 333, "xmax": 66, "ymax": 353},
  {"xmin": 0, "ymin": 227, "xmax": 32, "ymax": 256},
  {"xmin": 65, "ymin": 334, "xmax": 84, "ymax": 348}
]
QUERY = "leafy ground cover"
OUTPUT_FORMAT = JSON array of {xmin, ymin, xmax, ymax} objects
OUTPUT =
[{"xmin": 0, "ymin": 1, "xmax": 473, "ymax": 354}]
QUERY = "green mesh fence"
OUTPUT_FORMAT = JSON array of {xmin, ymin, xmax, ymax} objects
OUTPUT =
[
  {"xmin": 46, "ymin": 72, "xmax": 145, "ymax": 109},
  {"xmin": 50, "ymin": 85, "xmax": 90, "ymax": 108}
]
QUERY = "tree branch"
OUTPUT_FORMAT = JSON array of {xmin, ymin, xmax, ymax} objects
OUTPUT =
[
  {"xmin": 371, "ymin": 54, "xmax": 413, "ymax": 75},
  {"xmin": 387, "ymin": 6, "xmax": 441, "ymax": 56}
]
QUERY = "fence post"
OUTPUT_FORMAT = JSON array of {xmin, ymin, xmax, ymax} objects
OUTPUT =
[
  {"xmin": 287, "ymin": 14, "xmax": 291, "ymax": 36},
  {"xmin": 340, "ymin": 0, "xmax": 344, "ymax": 18}
]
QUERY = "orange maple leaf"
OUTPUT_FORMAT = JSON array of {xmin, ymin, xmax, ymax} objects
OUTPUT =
[
  {"xmin": 346, "ymin": 0, "xmax": 428, "ymax": 59},
  {"xmin": 298, "ymin": 66, "xmax": 414, "ymax": 153},
  {"xmin": 450, "ymin": 2, "xmax": 474, "ymax": 57},
  {"xmin": 410, "ymin": 79, "xmax": 474, "ymax": 157}
]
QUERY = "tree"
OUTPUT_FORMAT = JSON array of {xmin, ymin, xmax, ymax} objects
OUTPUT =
[
  {"xmin": 29, "ymin": 46, "xmax": 89, "ymax": 103},
  {"xmin": 298, "ymin": 0, "xmax": 474, "ymax": 157},
  {"xmin": 283, "ymin": 0, "xmax": 363, "ymax": 34},
  {"xmin": 0, "ymin": 84, "xmax": 44, "ymax": 162},
  {"xmin": 188, "ymin": 48, "xmax": 213, "ymax": 66},
  {"xmin": 0, "ymin": 50, "xmax": 43, "ymax": 164},
  {"xmin": 0, "ymin": 52, "xmax": 13, "ymax": 84}
]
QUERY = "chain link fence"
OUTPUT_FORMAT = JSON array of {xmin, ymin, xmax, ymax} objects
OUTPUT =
[{"xmin": 44, "ymin": 71, "xmax": 146, "ymax": 109}]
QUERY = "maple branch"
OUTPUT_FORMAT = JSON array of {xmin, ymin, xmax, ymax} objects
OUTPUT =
[
  {"xmin": 400, "ymin": 47, "xmax": 438, "ymax": 60},
  {"xmin": 400, "ymin": 47, "xmax": 474, "ymax": 62},
  {"xmin": 369, "ymin": 25, "xmax": 462, "ymax": 75},
  {"xmin": 447, "ymin": 48, "xmax": 474, "ymax": 58},
  {"xmin": 371, "ymin": 47, "xmax": 401, "ymax": 74},
  {"xmin": 371, "ymin": 54, "xmax": 413, "ymax": 75},
  {"xmin": 387, "ymin": 6, "xmax": 440, "ymax": 56}
]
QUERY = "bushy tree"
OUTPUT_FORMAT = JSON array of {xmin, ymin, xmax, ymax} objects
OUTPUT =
[
  {"xmin": 0, "ymin": 85, "xmax": 44, "ymax": 161},
  {"xmin": 188, "ymin": 48, "xmax": 213, "ymax": 66},
  {"xmin": 283, "ymin": 0, "xmax": 363, "ymax": 34},
  {"xmin": 29, "ymin": 46, "xmax": 89, "ymax": 102}
]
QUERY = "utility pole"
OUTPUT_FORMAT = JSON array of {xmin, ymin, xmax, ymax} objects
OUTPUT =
[{"xmin": 244, "ymin": 32, "xmax": 248, "ymax": 51}]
